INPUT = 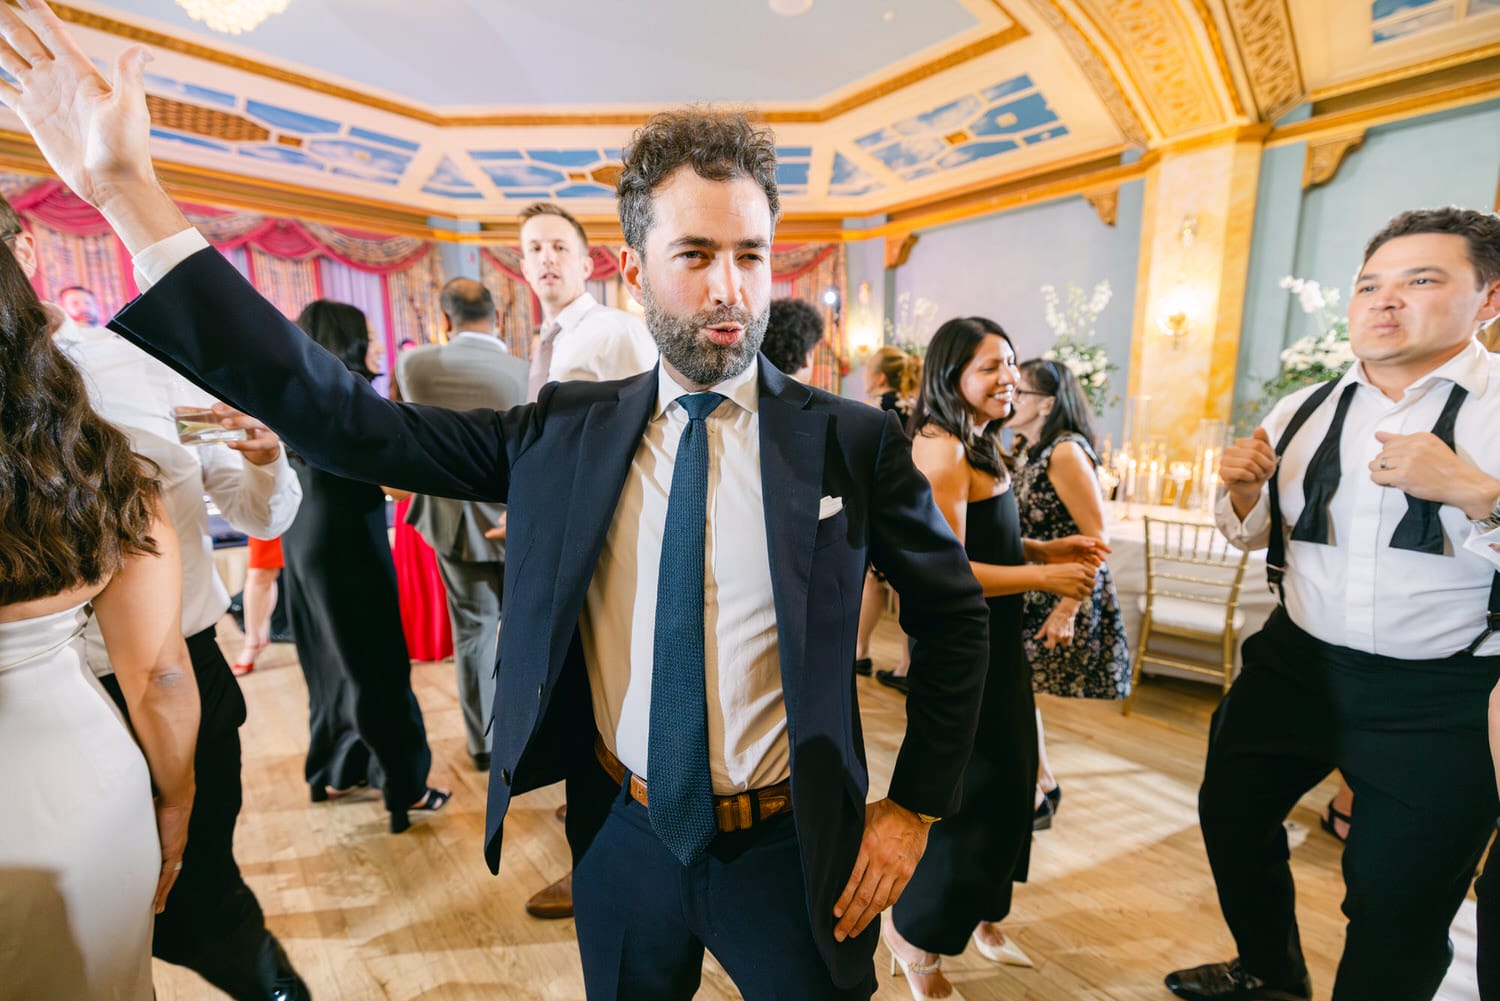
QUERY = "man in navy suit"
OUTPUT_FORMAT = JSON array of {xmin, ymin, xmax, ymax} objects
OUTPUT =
[{"xmin": 0, "ymin": 6, "xmax": 997, "ymax": 995}]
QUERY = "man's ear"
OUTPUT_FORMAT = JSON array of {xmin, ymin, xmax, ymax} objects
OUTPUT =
[
  {"xmin": 578, "ymin": 244, "xmax": 595, "ymax": 283},
  {"xmin": 620, "ymin": 246, "xmax": 643, "ymax": 302},
  {"xmin": 1478, "ymin": 277, "xmax": 1500, "ymax": 326}
]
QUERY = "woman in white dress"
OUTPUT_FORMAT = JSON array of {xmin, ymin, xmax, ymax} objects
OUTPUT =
[{"xmin": 0, "ymin": 233, "xmax": 199, "ymax": 1000}]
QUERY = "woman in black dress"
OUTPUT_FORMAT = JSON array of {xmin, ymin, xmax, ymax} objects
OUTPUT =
[
  {"xmin": 283, "ymin": 300, "xmax": 450, "ymax": 833},
  {"xmin": 882, "ymin": 318, "xmax": 1102, "ymax": 1000}
]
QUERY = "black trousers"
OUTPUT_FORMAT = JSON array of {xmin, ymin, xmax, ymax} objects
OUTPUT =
[
  {"xmin": 103, "ymin": 626, "xmax": 297, "ymax": 1000},
  {"xmin": 1480, "ymin": 831, "xmax": 1499, "ymax": 1001},
  {"xmin": 1199, "ymin": 610, "xmax": 1500, "ymax": 1001},
  {"xmin": 570, "ymin": 766, "xmax": 875, "ymax": 1001}
]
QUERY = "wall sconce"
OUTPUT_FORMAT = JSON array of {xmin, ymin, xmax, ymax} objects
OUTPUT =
[
  {"xmin": 846, "ymin": 282, "xmax": 881, "ymax": 360},
  {"xmin": 1156, "ymin": 215, "xmax": 1197, "ymax": 349}
]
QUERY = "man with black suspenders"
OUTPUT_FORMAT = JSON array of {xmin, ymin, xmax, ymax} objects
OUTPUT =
[{"xmin": 1165, "ymin": 207, "xmax": 1500, "ymax": 1001}]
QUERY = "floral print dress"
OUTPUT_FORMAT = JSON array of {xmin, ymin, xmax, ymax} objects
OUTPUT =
[{"xmin": 1014, "ymin": 433, "xmax": 1132, "ymax": 699}]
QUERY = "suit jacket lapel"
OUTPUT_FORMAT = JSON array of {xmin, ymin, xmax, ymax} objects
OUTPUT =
[
  {"xmin": 758, "ymin": 365, "xmax": 826, "ymax": 707},
  {"xmin": 549, "ymin": 371, "xmax": 657, "ymax": 648}
]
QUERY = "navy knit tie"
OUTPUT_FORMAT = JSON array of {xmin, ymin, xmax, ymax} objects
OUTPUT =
[{"xmin": 648, "ymin": 391, "xmax": 724, "ymax": 865}]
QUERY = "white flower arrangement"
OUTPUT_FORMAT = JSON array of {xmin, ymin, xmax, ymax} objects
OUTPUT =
[
  {"xmin": 884, "ymin": 292, "xmax": 941, "ymax": 357},
  {"xmin": 1039, "ymin": 280, "xmax": 1117, "ymax": 416},
  {"xmin": 1241, "ymin": 276, "xmax": 1355, "ymax": 427}
]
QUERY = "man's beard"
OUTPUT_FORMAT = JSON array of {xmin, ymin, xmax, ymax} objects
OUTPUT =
[{"xmin": 640, "ymin": 277, "xmax": 768, "ymax": 388}]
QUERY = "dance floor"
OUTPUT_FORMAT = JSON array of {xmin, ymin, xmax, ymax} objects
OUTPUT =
[{"xmin": 154, "ymin": 616, "xmax": 1485, "ymax": 1000}]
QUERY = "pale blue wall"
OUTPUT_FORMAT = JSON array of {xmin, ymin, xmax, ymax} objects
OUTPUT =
[
  {"xmin": 891, "ymin": 181, "xmax": 1145, "ymax": 443},
  {"xmin": 1234, "ymin": 98, "xmax": 1500, "ymax": 419}
]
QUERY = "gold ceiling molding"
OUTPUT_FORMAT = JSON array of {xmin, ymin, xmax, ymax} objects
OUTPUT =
[
  {"xmin": 1302, "ymin": 130, "xmax": 1365, "ymax": 190},
  {"xmin": 1184, "ymin": 0, "xmax": 1248, "ymax": 118},
  {"xmin": 1306, "ymin": 39, "xmax": 1500, "ymax": 103},
  {"xmin": 54, "ymin": 2, "xmax": 1028, "ymax": 130},
  {"xmin": 1022, "ymin": 0, "xmax": 1150, "ymax": 146},
  {"xmin": 146, "ymin": 94, "xmax": 268, "ymax": 143},
  {"xmin": 1266, "ymin": 71, "xmax": 1500, "ymax": 149},
  {"xmin": 1072, "ymin": 0, "xmax": 1228, "ymax": 138},
  {"xmin": 1217, "ymin": 0, "xmax": 1304, "ymax": 121}
]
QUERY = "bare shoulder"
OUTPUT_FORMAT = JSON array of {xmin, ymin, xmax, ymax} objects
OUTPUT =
[{"xmin": 910, "ymin": 427, "xmax": 966, "ymax": 478}]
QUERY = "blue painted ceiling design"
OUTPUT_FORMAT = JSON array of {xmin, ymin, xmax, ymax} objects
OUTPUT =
[
  {"xmin": 853, "ymin": 74, "xmax": 1068, "ymax": 182},
  {"xmin": 829, "ymin": 153, "xmax": 885, "ymax": 198},
  {"xmin": 141, "ymin": 69, "xmax": 418, "ymax": 189},
  {"xmin": 466, "ymin": 148, "xmax": 622, "ymax": 200},
  {"xmin": 422, "ymin": 156, "xmax": 483, "ymax": 201}
]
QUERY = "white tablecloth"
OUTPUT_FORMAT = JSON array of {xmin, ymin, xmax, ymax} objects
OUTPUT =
[{"xmin": 1102, "ymin": 504, "xmax": 1276, "ymax": 680}]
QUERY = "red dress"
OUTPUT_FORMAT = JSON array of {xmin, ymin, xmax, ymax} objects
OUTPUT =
[{"xmin": 391, "ymin": 497, "xmax": 453, "ymax": 662}]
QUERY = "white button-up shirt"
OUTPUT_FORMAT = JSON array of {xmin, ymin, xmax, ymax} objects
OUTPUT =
[
  {"xmin": 53, "ymin": 310, "xmax": 301, "ymax": 650},
  {"xmin": 545, "ymin": 291, "xmax": 658, "ymax": 384},
  {"xmin": 1217, "ymin": 339, "xmax": 1500, "ymax": 659},
  {"xmin": 582, "ymin": 360, "xmax": 788, "ymax": 794}
]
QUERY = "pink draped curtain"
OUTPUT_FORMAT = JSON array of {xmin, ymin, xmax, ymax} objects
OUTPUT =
[{"xmin": 3, "ymin": 174, "xmax": 436, "ymax": 348}]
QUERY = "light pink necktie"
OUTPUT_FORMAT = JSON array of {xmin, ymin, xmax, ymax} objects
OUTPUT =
[{"xmin": 527, "ymin": 322, "xmax": 561, "ymax": 403}]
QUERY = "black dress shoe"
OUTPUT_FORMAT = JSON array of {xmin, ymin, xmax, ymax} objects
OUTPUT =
[
  {"xmin": 874, "ymin": 669, "xmax": 909, "ymax": 695},
  {"xmin": 471, "ymin": 750, "xmax": 490, "ymax": 772},
  {"xmin": 269, "ymin": 938, "xmax": 312, "ymax": 1001},
  {"xmin": 1165, "ymin": 959, "xmax": 1310, "ymax": 1000},
  {"xmin": 853, "ymin": 657, "xmax": 873, "ymax": 676}
]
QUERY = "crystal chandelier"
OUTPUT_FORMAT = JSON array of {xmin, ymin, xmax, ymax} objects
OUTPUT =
[{"xmin": 176, "ymin": 0, "xmax": 291, "ymax": 35}]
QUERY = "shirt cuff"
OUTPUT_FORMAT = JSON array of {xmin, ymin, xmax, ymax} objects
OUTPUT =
[
  {"xmin": 1464, "ymin": 523, "xmax": 1500, "ymax": 572},
  {"xmin": 1214, "ymin": 483, "xmax": 1270, "ymax": 548},
  {"xmin": 133, "ymin": 229, "xmax": 211, "ymax": 291}
]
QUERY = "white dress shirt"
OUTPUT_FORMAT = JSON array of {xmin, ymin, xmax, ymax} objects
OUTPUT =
[
  {"xmin": 1217, "ymin": 339, "xmax": 1500, "ymax": 659},
  {"xmin": 582, "ymin": 360, "xmax": 788, "ymax": 793},
  {"xmin": 546, "ymin": 291, "xmax": 658, "ymax": 384},
  {"xmin": 54, "ymin": 308, "xmax": 301, "ymax": 671}
]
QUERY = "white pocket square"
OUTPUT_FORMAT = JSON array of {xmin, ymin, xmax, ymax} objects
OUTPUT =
[{"xmin": 818, "ymin": 495, "xmax": 844, "ymax": 520}]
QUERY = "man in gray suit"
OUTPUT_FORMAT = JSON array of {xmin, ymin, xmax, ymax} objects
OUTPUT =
[{"xmin": 396, "ymin": 278, "xmax": 529, "ymax": 772}]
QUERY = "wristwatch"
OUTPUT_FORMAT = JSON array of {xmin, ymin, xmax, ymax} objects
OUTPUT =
[{"xmin": 1477, "ymin": 493, "xmax": 1500, "ymax": 532}]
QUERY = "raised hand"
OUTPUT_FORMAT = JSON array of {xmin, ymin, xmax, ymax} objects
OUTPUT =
[
  {"xmin": 1220, "ymin": 426, "xmax": 1277, "ymax": 518},
  {"xmin": 1040, "ymin": 562, "xmax": 1097, "ymax": 601},
  {"xmin": 0, "ymin": 0, "xmax": 187, "ymax": 251},
  {"xmin": 0, "ymin": 0, "xmax": 152, "ymax": 206},
  {"xmin": 1037, "ymin": 534, "xmax": 1110, "ymax": 568}
]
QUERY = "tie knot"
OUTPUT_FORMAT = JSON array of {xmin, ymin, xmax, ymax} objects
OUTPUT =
[
  {"xmin": 677, "ymin": 392, "xmax": 725, "ymax": 422},
  {"xmin": 539, "ymin": 322, "xmax": 561, "ymax": 344}
]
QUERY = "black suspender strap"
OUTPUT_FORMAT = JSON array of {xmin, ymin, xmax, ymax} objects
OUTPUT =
[
  {"xmin": 1265, "ymin": 380, "xmax": 1340, "ymax": 602},
  {"xmin": 1461, "ymin": 571, "xmax": 1500, "ymax": 657}
]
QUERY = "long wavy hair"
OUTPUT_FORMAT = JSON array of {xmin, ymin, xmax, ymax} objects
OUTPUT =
[
  {"xmin": 1016, "ymin": 357, "xmax": 1098, "ymax": 460},
  {"xmin": 0, "ymin": 244, "xmax": 159, "ymax": 604},
  {"xmin": 295, "ymin": 299, "xmax": 375, "ymax": 378},
  {"xmin": 909, "ymin": 316, "xmax": 1014, "ymax": 481}
]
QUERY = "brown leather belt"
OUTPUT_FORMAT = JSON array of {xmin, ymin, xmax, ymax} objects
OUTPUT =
[{"xmin": 593, "ymin": 734, "xmax": 792, "ymax": 833}]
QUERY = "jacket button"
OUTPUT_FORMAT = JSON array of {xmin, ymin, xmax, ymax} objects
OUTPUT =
[
  {"xmin": 500, "ymin": 768, "xmax": 511, "ymax": 785},
  {"xmin": 537, "ymin": 683, "xmax": 544, "ymax": 698}
]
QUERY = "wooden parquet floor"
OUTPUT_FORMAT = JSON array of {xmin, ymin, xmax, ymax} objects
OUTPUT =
[{"xmin": 153, "ymin": 617, "xmax": 1485, "ymax": 1000}]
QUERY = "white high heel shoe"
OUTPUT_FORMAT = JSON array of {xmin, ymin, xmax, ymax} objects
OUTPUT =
[
  {"xmin": 883, "ymin": 922, "xmax": 962, "ymax": 1000},
  {"xmin": 970, "ymin": 926, "xmax": 1033, "ymax": 967}
]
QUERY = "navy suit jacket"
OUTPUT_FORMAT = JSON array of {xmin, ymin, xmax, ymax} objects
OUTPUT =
[{"xmin": 111, "ymin": 248, "xmax": 990, "ymax": 985}]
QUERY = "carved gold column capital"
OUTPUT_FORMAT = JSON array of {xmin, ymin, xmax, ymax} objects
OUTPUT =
[
  {"xmin": 1302, "ymin": 130, "xmax": 1366, "ymax": 190},
  {"xmin": 1084, "ymin": 187, "xmax": 1120, "ymax": 226},
  {"xmin": 884, "ymin": 232, "xmax": 920, "ymax": 270}
]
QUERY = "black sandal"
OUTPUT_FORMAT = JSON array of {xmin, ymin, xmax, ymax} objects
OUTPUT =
[
  {"xmin": 389, "ymin": 786, "xmax": 452, "ymax": 834},
  {"xmin": 1320, "ymin": 797, "xmax": 1351, "ymax": 842}
]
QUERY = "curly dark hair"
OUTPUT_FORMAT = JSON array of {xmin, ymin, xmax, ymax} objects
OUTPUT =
[
  {"xmin": 1364, "ymin": 207, "xmax": 1500, "ymax": 288},
  {"xmin": 617, "ymin": 107, "xmax": 781, "ymax": 253},
  {"xmin": 909, "ymin": 316, "xmax": 1014, "ymax": 481},
  {"xmin": 0, "ymin": 243, "xmax": 159, "ymax": 604},
  {"xmin": 761, "ymin": 298, "xmax": 824, "ymax": 375}
]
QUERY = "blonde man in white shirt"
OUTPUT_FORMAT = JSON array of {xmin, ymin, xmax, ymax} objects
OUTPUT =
[
  {"xmin": 519, "ymin": 201, "xmax": 657, "ymax": 403},
  {"xmin": 3, "ymin": 190, "xmax": 311, "ymax": 1001},
  {"xmin": 1166, "ymin": 207, "xmax": 1500, "ymax": 1001}
]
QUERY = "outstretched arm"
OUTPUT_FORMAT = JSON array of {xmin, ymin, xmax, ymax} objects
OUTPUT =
[{"xmin": 0, "ymin": 2, "xmax": 525, "ymax": 500}]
